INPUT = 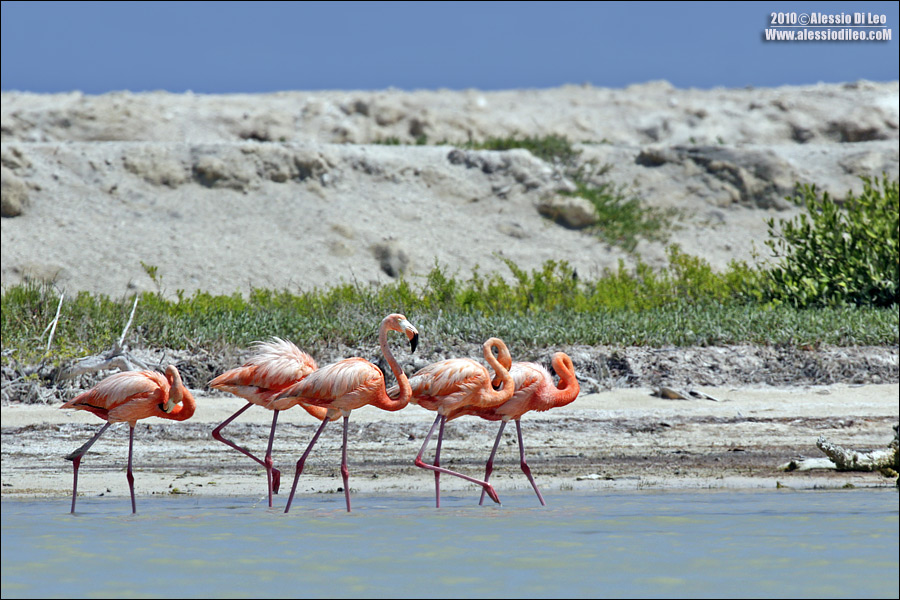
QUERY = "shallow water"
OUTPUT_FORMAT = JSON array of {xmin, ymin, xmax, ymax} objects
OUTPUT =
[{"xmin": 2, "ymin": 489, "xmax": 898, "ymax": 598}]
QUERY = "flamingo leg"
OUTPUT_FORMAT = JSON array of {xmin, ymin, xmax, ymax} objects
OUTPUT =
[
  {"xmin": 433, "ymin": 416, "xmax": 445, "ymax": 508},
  {"xmin": 212, "ymin": 402, "xmax": 283, "ymax": 498},
  {"xmin": 414, "ymin": 414, "xmax": 501, "ymax": 506},
  {"xmin": 284, "ymin": 417, "xmax": 330, "ymax": 514},
  {"xmin": 414, "ymin": 414, "xmax": 441, "ymax": 465},
  {"xmin": 264, "ymin": 410, "xmax": 280, "ymax": 507},
  {"xmin": 340, "ymin": 415, "xmax": 351, "ymax": 513},
  {"xmin": 516, "ymin": 420, "xmax": 545, "ymax": 506},
  {"xmin": 66, "ymin": 422, "xmax": 112, "ymax": 514},
  {"xmin": 479, "ymin": 420, "xmax": 508, "ymax": 506},
  {"xmin": 126, "ymin": 425, "xmax": 136, "ymax": 513}
]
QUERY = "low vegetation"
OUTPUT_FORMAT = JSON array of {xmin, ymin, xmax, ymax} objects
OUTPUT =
[{"xmin": 2, "ymin": 243, "xmax": 897, "ymax": 372}]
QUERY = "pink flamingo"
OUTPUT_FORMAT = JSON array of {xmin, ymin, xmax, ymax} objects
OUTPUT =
[
  {"xmin": 270, "ymin": 313, "xmax": 419, "ymax": 513},
  {"xmin": 402, "ymin": 337, "xmax": 515, "ymax": 507},
  {"xmin": 466, "ymin": 352, "xmax": 580, "ymax": 505},
  {"xmin": 60, "ymin": 365, "xmax": 196, "ymax": 513},
  {"xmin": 209, "ymin": 337, "xmax": 335, "ymax": 507}
]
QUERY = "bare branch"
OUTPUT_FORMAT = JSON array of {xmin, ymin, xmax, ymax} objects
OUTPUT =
[
  {"xmin": 118, "ymin": 296, "xmax": 139, "ymax": 348},
  {"xmin": 815, "ymin": 435, "xmax": 896, "ymax": 471},
  {"xmin": 44, "ymin": 292, "xmax": 65, "ymax": 356}
]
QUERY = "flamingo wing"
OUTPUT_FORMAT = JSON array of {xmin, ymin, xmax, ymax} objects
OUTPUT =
[
  {"xmin": 510, "ymin": 362, "xmax": 549, "ymax": 397},
  {"xmin": 210, "ymin": 338, "xmax": 317, "ymax": 403},
  {"xmin": 62, "ymin": 371, "xmax": 169, "ymax": 423},
  {"xmin": 271, "ymin": 358, "xmax": 382, "ymax": 410},
  {"xmin": 408, "ymin": 358, "xmax": 488, "ymax": 406}
]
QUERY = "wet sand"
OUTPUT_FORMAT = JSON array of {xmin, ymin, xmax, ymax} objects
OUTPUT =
[{"xmin": 3, "ymin": 383, "xmax": 897, "ymax": 504}]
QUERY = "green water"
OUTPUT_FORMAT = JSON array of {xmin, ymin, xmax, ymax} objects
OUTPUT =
[{"xmin": 2, "ymin": 489, "xmax": 898, "ymax": 598}]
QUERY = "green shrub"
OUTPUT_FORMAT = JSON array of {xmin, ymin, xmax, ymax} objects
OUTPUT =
[
  {"xmin": 762, "ymin": 175, "xmax": 899, "ymax": 307},
  {"xmin": 466, "ymin": 133, "xmax": 582, "ymax": 164}
]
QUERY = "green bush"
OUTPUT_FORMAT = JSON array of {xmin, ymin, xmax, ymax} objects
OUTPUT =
[
  {"xmin": 762, "ymin": 175, "xmax": 899, "ymax": 307},
  {"xmin": 466, "ymin": 133, "xmax": 582, "ymax": 164}
]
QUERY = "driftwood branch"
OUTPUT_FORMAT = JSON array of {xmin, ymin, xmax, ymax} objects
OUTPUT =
[
  {"xmin": 782, "ymin": 424, "xmax": 900, "ymax": 473},
  {"xmin": 815, "ymin": 424, "xmax": 899, "ymax": 472},
  {"xmin": 653, "ymin": 387, "xmax": 723, "ymax": 402},
  {"xmin": 43, "ymin": 292, "xmax": 65, "ymax": 356},
  {"xmin": 60, "ymin": 351, "xmax": 151, "ymax": 380},
  {"xmin": 57, "ymin": 296, "xmax": 152, "ymax": 380},
  {"xmin": 118, "ymin": 296, "xmax": 139, "ymax": 347}
]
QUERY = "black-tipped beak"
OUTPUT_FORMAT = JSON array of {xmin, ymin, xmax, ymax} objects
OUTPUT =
[{"xmin": 409, "ymin": 332, "xmax": 418, "ymax": 353}]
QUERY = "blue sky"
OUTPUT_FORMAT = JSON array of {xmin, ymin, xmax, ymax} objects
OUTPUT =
[{"xmin": 1, "ymin": 1, "xmax": 897, "ymax": 93}]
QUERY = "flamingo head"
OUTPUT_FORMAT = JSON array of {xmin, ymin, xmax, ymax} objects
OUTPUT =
[
  {"xmin": 384, "ymin": 313, "xmax": 419, "ymax": 353},
  {"xmin": 161, "ymin": 365, "xmax": 185, "ymax": 413}
]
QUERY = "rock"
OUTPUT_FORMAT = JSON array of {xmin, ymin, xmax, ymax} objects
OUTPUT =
[
  {"xmin": 372, "ymin": 103, "xmax": 404, "ymax": 127},
  {"xmin": 372, "ymin": 240, "xmax": 409, "ymax": 278},
  {"xmin": 408, "ymin": 117, "xmax": 428, "ymax": 138},
  {"xmin": 680, "ymin": 147, "xmax": 797, "ymax": 209},
  {"xmin": 1, "ymin": 166, "xmax": 29, "ymax": 217},
  {"xmin": 245, "ymin": 145, "xmax": 299, "ymax": 183},
  {"xmin": 1, "ymin": 147, "xmax": 32, "ymax": 170},
  {"xmin": 123, "ymin": 148, "xmax": 189, "ymax": 187},
  {"xmin": 293, "ymin": 151, "xmax": 331, "ymax": 183},
  {"xmin": 350, "ymin": 99, "xmax": 370, "ymax": 116},
  {"xmin": 236, "ymin": 113, "xmax": 294, "ymax": 142},
  {"xmin": 838, "ymin": 148, "xmax": 900, "ymax": 178},
  {"xmin": 826, "ymin": 109, "xmax": 891, "ymax": 142},
  {"xmin": 537, "ymin": 195, "xmax": 599, "ymax": 229},
  {"xmin": 498, "ymin": 222, "xmax": 528, "ymax": 239},
  {"xmin": 635, "ymin": 147, "xmax": 681, "ymax": 167},
  {"xmin": 191, "ymin": 152, "xmax": 253, "ymax": 190}
]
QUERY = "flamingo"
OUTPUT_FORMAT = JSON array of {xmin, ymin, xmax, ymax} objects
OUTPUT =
[
  {"xmin": 209, "ymin": 337, "xmax": 336, "ymax": 508},
  {"xmin": 401, "ymin": 337, "xmax": 515, "ymax": 508},
  {"xmin": 464, "ymin": 352, "xmax": 580, "ymax": 505},
  {"xmin": 269, "ymin": 313, "xmax": 419, "ymax": 513},
  {"xmin": 60, "ymin": 365, "xmax": 196, "ymax": 513}
]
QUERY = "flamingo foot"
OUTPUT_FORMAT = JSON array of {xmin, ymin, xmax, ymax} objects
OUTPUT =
[
  {"xmin": 484, "ymin": 484, "xmax": 501, "ymax": 505},
  {"xmin": 272, "ymin": 468, "xmax": 281, "ymax": 494}
]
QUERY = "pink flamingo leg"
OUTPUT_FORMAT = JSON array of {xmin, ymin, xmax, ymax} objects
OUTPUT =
[
  {"xmin": 515, "ymin": 420, "xmax": 545, "ymax": 506},
  {"xmin": 414, "ymin": 414, "xmax": 502, "ymax": 505},
  {"xmin": 126, "ymin": 425, "xmax": 136, "ymax": 513},
  {"xmin": 66, "ymin": 422, "xmax": 112, "ymax": 514},
  {"xmin": 479, "ymin": 421, "xmax": 508, "ymax": 506},
  {"xmin": 284, "ymin": 417, "xmax": 330, "ymax": 514},
  {"xmin": 433, "ymin": 416, "xmax": 446, "ymax": 508},
  {"xmin": 264, "ymin": 410, "xmax": 280, "ymax": 507},
  {"xmin": 340, "ymin": 415, "xmax": 351, "ymax": 512},
  {"xmin": 212, "ymin": 402, "xmax": 283, "ymax": 497}
]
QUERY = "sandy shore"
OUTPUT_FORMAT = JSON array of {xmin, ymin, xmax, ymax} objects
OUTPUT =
[{"xmin": 3, "ymin": 383, "xmax": 897, "ymax": 506}]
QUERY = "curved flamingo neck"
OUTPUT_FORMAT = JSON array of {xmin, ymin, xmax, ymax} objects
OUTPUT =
[
  {"xmin": 548, "ymin": 353, "xmax": 580, "ymax": 409},
  {"xmin": 483, "ymin": 338, "xmax": 514, "ymax": 404},
  {"xmin": 164, "ymin": 367, "xmax": 196, "ymax": 421},
  {"xmin": 370, "ymin": 321, "xmax": 411, "ymax": 411}
]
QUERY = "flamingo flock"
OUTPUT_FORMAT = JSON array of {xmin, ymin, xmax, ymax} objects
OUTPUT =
[{"xmin": 60, "ymin": 313, "xmax": 579, "ymax": 513}]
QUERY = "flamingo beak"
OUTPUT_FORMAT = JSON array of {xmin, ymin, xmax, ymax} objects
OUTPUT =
[{"xmin": 409, "ymin": 332, "xmax": 419, "ymax": 353}]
